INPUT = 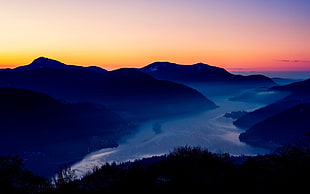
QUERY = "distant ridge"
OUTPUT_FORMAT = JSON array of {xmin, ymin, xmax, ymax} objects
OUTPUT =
[
  {"xmin": 235, "ymin": 78, "xmax": 310, "ymax": 129},
  {"xmin": 272, "ymin": 78, "xmax": 310, "ymax": 93},
  {"xmin": 0, "ymin": 58, "xmax": 217, "ymax": 120},
  {"xmin": 0, "ymin": 57, "xmax": 107, "ymax": 73},
  {"xmin": 140, "ymin": 62, "xmax": 233, "ymax": 82},
  {"xmin": 140, "ymin": 61, "xmax": 276, "ymax": 87}
]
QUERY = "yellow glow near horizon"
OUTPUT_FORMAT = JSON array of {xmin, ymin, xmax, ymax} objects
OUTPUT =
[{"xmin": 1, "ymin": 0, "xmax": 310, "ymax": 71}]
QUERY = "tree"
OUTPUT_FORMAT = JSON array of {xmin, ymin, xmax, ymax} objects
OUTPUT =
[{"xmin": 0, "ymin": 155, "xmax": 48, "ymax": 193}]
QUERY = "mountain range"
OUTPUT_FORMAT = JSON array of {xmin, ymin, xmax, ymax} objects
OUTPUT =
[
  {"xmin": 0, "ymin": 56, "xmax": 307, "ymax": 175},
  {"xmin": 0, "ymin": 57, "xmax": 219, "ymax": 175},
  {"xmin": 140, "ymin": 62, "xmax": 276, "ymax": 96},
  {"xmin": 0, "ymin": 57, "xmax": 216, "ymax": 120},
  {"xmin": 140, "ymin": 61, "xmax": 274, "ymax": 84},
  {"xmin": 0, "ymin": 57, "xmax": 107, "ymax": 73}
]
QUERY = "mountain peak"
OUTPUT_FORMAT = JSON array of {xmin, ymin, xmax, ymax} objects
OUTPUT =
[
  {"xmin": 142, "ymin": 61, "xmax": 226, "ymax": 73},
  {"xmin": 30, "ymin": 57, "xmax": 67, "ymax": 68},
  {"xmin": 139, "ymin": 61, "xmax": 276, "ymax": 87},
  {"xmin": 34, "ymin": 56, "xmax": 52, "ymax": 61},
  {"xmin": 143, "ymin": 62, "xmax": 178, "ymax": 72},
  {"xmin": 192, "ymin": 62, "xmax": 226, "ymax": 72},
  {"xmin": 5, "ymin": 57, "xmax": 107, "ymax": 73},
  {"xmin": 193, "ymin": 62, "xmax": 208, "ymax": 66},
  {"xmin": 149, "ymin": 61, "xmax": 178, "ymax": 66}
]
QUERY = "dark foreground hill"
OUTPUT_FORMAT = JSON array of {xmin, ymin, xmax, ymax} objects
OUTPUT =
[
  {"xmin": 235, "ymin": 78, "xmax": 310, "ymax": 129},
  {"xmin": 0, "ymin": 58, "xmax": 217, "ymax": 120},
  {"xmin": 239, "ymin": 103, "xmax": 310, "ymax": 149},
  {"xmin": 1, "ymin": 145, "xmax": 310, "ymax": 193},
  {"xmin": 0, "ymin": 87, "xmax": 132, "ymax": 177},
  {"xmin": 236, "ymin": 78, "xmax": 310, "ymax": 149}
]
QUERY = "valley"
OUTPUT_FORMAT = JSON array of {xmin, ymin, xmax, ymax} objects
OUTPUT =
[
  {"xmin": 72, "ymin": 97, "xmax": 269, "ymax": 177},
  {"xmin": 0, "ymin": 57, "xmax": 308, "ymax": 179}
]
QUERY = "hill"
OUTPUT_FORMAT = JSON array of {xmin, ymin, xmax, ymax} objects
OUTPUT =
[
  {"xmin": 0, "ymin": 57, "xmax": 107, "ymax": 73},
  {"xmin": 0, "ymin": 58, "xmax": 217, "ymax": 120},
  {"xmin": 2, "ymin": 145, "xmax": 309, "ymax": 193},
  {"xmin": 272, "ymin": 78, "xmax": 310, "ymax": 94},
  {"xmin": 236, "ymin": 78, "xmax": 310, "ymax": 148},
  {"xmin": 140, "ymin": 62, "xmax": 276, "ymax": 96},
  {"xmin": 234, "ymin": 78, "xmax": 310, "ymax": 129},
  {"xmin": 239, "ymin": 103, "xmax": 310, "ymax": 149},
  {"xmin": 0, "ymin": 87, "xmax": 131, "ymax": 177}
]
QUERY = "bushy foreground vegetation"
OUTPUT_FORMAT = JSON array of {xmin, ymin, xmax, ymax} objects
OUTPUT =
[{"xmin": 1, "ymin": 142, "xmax": 310, "ymax": 193}]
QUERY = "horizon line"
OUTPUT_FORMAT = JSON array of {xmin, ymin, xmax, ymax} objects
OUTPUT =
[{"xmin": 1, "ymin": 56, "xmax": 310, "ymax": 72}]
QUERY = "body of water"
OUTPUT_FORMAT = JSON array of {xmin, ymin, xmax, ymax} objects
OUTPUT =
[{"xmin": 72, "ymin": 97, "xmax": 269, "ymax": 177}]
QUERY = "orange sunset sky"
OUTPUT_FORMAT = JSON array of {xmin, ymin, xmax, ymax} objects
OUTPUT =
[{"xmin": 1, "ymin": 0, "xmax": 310, "ymax": 71}]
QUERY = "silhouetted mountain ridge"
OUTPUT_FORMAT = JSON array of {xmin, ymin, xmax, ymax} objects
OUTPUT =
[
  {"xmin": 0, "ymin": 58, "xmax": 216, "ymax": 120},
  {"xmin": 0, "ymin": 57, "xmax": 107, "ymax": 73},
  {"xmin": 140, "ymin": 61, "xmax": 276, "ymax": 85}
]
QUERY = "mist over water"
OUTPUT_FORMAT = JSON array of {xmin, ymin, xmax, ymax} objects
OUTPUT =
[
  {"xmin": 231, "ymin": 71, "xmax": 310, "ymax": 80},
  {"xmin": 72, "ymin": 97, "xmax": 269, "ymax": 177}
]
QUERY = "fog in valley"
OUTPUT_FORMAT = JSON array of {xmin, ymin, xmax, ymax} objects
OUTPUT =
[
  {"xmin": 0, "ymin": 57, "xmax": 306, "ymax": 180},
  {"xmin": 72, "ymin": 86, "xmax": 276, "ymax": 177}
]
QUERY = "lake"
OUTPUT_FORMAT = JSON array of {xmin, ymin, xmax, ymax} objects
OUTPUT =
[{"xmin": 72, "ymin": 97, "xmax": 269, "ymax": 177}]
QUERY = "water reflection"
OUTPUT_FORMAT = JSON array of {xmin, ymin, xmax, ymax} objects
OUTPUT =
[{"xmin": 72, "ymin": 97, "xmax": 269, "ymax": 177}]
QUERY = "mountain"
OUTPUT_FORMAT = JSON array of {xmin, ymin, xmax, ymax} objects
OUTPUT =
[
  {"xmin": 98, "ymin": 68, "xmax": 217, "ymax": 116},
  {"xmin": 272, "ymin": 78, "xmax": 310, "ymax": 94},
  {"xmin": 234, "ymin": 78, "xmax": 310, "ymax": 129},
  {"xmin": 236, "ymin": 78, "xmax": 310, "ymax": 149},
  {"xmin": 239, "ymin": 103, "xmax": 310, "ymax": 149},
  {"xmin": 271, "ymin": 77, "xmax": 303, "ymax": 86},
  {"xmin": 0, "ymin": 58, "xmax": 216, "ymax": 120},
  {"xmin": 0, "ymin": 57, "xmax": 107, "ymax": 73},
  {"xmin": 140, "ymin": 62, "xmax": 276, "ymax": 96},
  {"xmin": 140, "ymin": 62, "xmax": 233, "ymax": 82},
  {"xmin": 0, "ymin": 87, "xmax": 131, "ymax": 176}
]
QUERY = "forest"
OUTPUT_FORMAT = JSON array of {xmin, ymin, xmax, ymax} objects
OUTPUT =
[{"xmin": 1, "ymin": 137, "xmax": 310, "ymax": 194}]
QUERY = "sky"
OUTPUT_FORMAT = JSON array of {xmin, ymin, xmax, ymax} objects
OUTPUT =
[{"xmin": 1, "ymin": 0, "xmax": 310, "ymax": 71}]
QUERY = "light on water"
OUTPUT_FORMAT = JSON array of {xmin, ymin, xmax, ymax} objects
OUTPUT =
[{"xmin": 72, "ymin": 97, "xmax": 269, "ymax": 177}]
